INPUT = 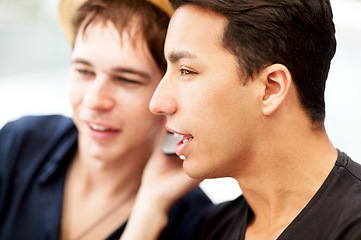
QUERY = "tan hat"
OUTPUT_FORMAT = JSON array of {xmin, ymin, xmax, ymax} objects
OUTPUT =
[{"xmin": 58, "ymin": 0, "xmax": 173, "ymax": 43}]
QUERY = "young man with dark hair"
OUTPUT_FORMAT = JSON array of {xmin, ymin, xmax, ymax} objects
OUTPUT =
[{"xmin": 124, "ymin": 0, "xmax": 361, "ymax": 239}]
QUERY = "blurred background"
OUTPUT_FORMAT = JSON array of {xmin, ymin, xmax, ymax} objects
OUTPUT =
[{"xmin": 0, "ymin": 0, "xmax": 360, "ymax": 204}]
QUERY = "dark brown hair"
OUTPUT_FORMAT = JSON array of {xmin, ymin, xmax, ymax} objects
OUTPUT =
[
  {"xmin": 171, "ymin": 0, "xmax": 337, "ymax": 124},
  {"xmin": 73, "ymin": 0, "xmax": 170, "ymax": 73}
]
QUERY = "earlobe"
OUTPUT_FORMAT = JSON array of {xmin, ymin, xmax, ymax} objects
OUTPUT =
[{"xmin": 262, "ymin": 64, "xmax": 291, "ymax": 116}]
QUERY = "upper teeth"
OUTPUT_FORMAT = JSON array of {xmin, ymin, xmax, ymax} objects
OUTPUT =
[
  {"xmin": 90, "ymin": 123, "xmax": 109, "ymax": 131},
  {"xmin": 182, "ymin": 137, "xmax": 193, "ymax": 144},
  {"xmin": 173, "ymin": 132, "xmax": 193, "ymax": 143}
]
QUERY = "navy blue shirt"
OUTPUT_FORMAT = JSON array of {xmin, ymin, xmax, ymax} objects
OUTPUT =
[{"xmin": 0, "ymin": 115, "xmax": 213, "ymax": 240}]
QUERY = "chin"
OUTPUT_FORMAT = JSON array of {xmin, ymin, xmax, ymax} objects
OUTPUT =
[{"xmin": 182, "ymin": 160, "xmax": 208, "ymax": 180}]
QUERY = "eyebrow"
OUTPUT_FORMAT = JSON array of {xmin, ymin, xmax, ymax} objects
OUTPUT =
[
  {"xmin": 167, "ymin": 51, "xmax": 197, "ymax": 63},
  {"xmin": 71, "ymin": 58, "xmax": 151, "ymax": 80},
  {"xmin": 71, "ymin": 58, "xmax": 92, "ymax": 66}
]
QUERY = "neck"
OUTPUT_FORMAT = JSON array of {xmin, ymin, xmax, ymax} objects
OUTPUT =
[
  {"xmin": 236, "ymin": 123, "xmax": 337, "ymax": 237},
  {"xmin": 61, "ymin": 147, "xmax": 148, "ymax": 240},
  {"xmin": 71, "ymin": 145, "xmax": 151, "ymax": 198}
]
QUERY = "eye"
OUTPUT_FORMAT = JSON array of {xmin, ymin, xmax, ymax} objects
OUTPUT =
[
  {"xmin": 180, "ymin": 68, "xmax": 196, "ymax": 76},
  {"xmin": 75, "ymin": 68, "xmax": 95, "ymax": 76},
  {"xmin": 115, "ymin": 77, "xmax": 141, "ymax": 85}
]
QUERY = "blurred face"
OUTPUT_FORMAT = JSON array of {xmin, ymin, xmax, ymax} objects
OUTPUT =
[
  {"xmin": 150, "ymin": 5, "xmax": 262, "ymax": 179},
  {"xmin": 68, "ymin": 19, "xmax": 163, "ymax": 162}
]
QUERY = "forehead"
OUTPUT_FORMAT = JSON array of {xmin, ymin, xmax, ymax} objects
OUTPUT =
[
  {"xmin": 77, "ymin": 15, "xmax": 144, "ymax": 46},
  {"xmin": 165, "ymin": 5, "xmax": 228, "ymax": 58},
  {"xmin": 72, "ymin": 20, "xmax": 161, "ymax": 78},
  {"xmin": 73, "ymin": 20, "xmax": 148, "ymax": 60}
]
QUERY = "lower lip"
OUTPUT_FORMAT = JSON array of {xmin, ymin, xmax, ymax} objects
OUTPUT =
[
  {"xmin": 87, "ymin": 125, "xmax": 119, "ymax": 141},
  {"xmin": 175, "ymin": 138, "xmax": 192, "ymax": 157}
]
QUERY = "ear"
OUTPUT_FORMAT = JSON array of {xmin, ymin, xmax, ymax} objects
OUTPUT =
[{"xmin": 261, "ymin": 64, "xmax": 292, "ymax": 116}]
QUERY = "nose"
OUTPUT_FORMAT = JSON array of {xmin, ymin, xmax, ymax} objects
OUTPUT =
[
  {"xmin": 149, "ymin": 73, "xmax": 177, "ymax": 116},
  {"xmin": 83, "ymin": 76, "xmax": 115, "ymax": 111}
]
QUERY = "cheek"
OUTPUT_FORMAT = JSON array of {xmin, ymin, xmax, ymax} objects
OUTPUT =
[
  {"xmin": 126, "ymin": 105, "xmax": 163, "ymax": 144},
  {"xmin": 67, "ymin": 77, "xmax": 86, "ymax": 109},
  {"xmin": 192, "ymin": 82, "xmax": 250, "ymax": 151},
  {"xmin": 121, "ymin": 90, "xmax": 163, "ymax": 130}
]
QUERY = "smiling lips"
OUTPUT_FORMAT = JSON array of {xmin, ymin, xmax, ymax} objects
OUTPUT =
[
  {"xmin": 174, "ymin": 133, "xmax": 194, "ymax": 157},
  {"xmin": 87, "ymin": 122, "xmax": 120, "ymax": 140},
  {"xmin": 89, "ymin": 123, "xmax": 116, "ymax": 131}
]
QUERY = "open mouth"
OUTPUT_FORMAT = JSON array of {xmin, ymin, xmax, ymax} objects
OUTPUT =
[
  {"xmin": 173, "ymin": 132, "xmax": 194, "ymax": 157},
  {"xmin": 174, "ymin": 133, "xmax": 194, "ymax": 144}
]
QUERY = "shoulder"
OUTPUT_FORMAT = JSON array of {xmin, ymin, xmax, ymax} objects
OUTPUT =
[
  {"xmin": 1, "ymin": 115, "xmax": 74, "ymax": 137},
  {"xmin": 311, "ymin": 150, "xmax": 361, "ymax": 238},
  {"xmin": 336, "ymin": 150, "xmax": 361, "ymax": 181},
  {"xmin": 0, "ymin": 114, "xmax": 76, "ymax": 149},
  {"xmin": 326, "ymin": 151, "xmax": 361, "ymax": 214},
  {"xmin": 0, "ymin": 115, "xmax": 75, "ymax": 148},
  {"xmin": 334, "ymin": 150, "xmax": 361, "ymax": 199},
  {"xmin": 0, "ymin": 115, "xmax": 77, "ymax": 174}
]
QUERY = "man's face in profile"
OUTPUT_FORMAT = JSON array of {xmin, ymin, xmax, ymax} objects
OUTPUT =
[{"xmin": 150, "ymin": 5, "xmax": 261, "ymax": 179}]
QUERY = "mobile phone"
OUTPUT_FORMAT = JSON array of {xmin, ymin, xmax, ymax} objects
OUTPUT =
[{"xmin": 162, "ymin": 131, "xmax": 182, "ymax": 155}]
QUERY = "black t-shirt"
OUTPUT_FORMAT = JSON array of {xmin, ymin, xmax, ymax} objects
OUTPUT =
[{"xmin": 192, "ymin": 150, "xmax": 361, "ymax": 240}]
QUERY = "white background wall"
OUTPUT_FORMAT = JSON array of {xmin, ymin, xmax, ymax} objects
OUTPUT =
[{"xmin": 0, "ymin": 0, "xmax": 360, "ymax": 203}]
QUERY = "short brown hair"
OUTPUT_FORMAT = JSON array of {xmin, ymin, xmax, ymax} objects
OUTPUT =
[{"xmin": 73, "ymin": 0, "xmax": 170, "ymax": 73}]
